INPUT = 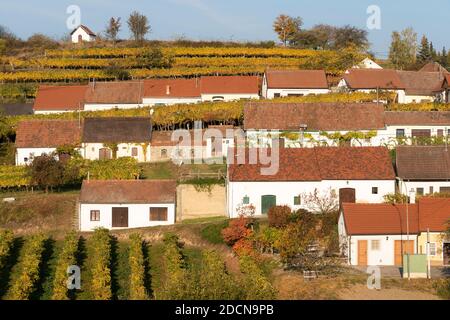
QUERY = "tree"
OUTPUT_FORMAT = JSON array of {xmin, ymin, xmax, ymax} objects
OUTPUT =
[
  {"xmin": 27, "ymin": 33, "xmax": 58, "ymax": 49},
  {"xmin": 105, "ymin": 17, "xmax": 121, "ymax": 43},
  {"xmin": 138, "ymin": 47, "xmax": 173, "ymax": 68},
  {"xmin": 417, "ymin": 35, "xmax": 432, "ymax": 63},
  {"xmin": 127, "ymin": 11, "xmax": 151, "ymax": 42},
  {"xmin": 273, "ymin": 14, "xmax": 302, "ymax": 47},
  {"xmin": 301, "ymin": 188, "xmax": 339, "ymax": 215},
  {"xmin": 105, "ymin": 62, "xmax": 131, "ymax": 80},
  {"xmin": 389, "ymin": 28, "xmax": 417, "ymax": 70},
  {"xmin": 221, "ymin": 216, "xmax": 253, "ymax": 246},
  {"xmin": 333, "ymin": 25, "xmax": 369, "ymax": 50},
  {"xmin": 268, "ymin": 205, "xmax": 291, "ymax": 228},
  {"xmin": 28, "ymin": 155, "xmax": 65, "ymax": 192},
  {"xmin": 0, "ymin": 39, "xmax": 6, "ymax": 56}
]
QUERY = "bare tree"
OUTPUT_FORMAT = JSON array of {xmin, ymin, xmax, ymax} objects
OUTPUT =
[
  {"xmin": 301, "ymin": 188, "xmax": 339, "ymax": 215},
  {"xmin": 105, "ymin": 17, "xmax": 121, "ymax": 43},
  {"xmin": 127, "ymin": 11, "xmax": 151, "ymax": 42}
]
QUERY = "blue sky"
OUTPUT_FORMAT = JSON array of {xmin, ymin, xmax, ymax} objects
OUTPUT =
[{"xmin": 0, "ymin": 0, "xmax": 449, "ymax": 57}]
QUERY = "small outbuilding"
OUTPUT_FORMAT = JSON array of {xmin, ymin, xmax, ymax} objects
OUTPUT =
[
  {"xmin": 71, "ymin": 25, "xmax": 97, "ymax": 43},
  {"xmin": 78, "ymin": 179, "xmax": 177, "ymax": 231}
]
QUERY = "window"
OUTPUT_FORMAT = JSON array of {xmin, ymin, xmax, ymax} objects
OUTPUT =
[
  {"xmin": 416, "ymin": 188, "xmax": 424, "ymax": 196},
  {"xmin": 122, "ymin": 146, "xmax": 127, "ymax": 150},
  {"xmin": 437, "ymin": 129, "xmax": 444, "ymax": 137},
  {"xmin": 429, "ymin": 242, "xmax": 437, "ymax": 256},
  {"xmin": 274, "ymin": 93, "xmax": 281, "ymax": 98},
  {"xmin": 429, "ymin": 186, "xmax": 434, "ymax": 195},
  {"xmin": 448, "ymin": 129, "xmax": 450, "ymax": 136},
  {"xmin": 371, "ymin": 240, "xmax": 380, "ymax": 251},
  {"xmin": 24, "ymin": 157, "xmax": 28, "ymax": 162},
  {"xmin": 242, "ymin": 196, "xmax": 250, "ymax": 205},
  {"xmin": 161, "ymin": 149, "xmax": 168, "ymax": 158},
  {"xmin": 90, "ymin": 210, "xmax": 100, "ymax": 221},
  {"xmin": 91, "ymin": 147, "xmax": 95, "ymax": 152},
  {"xmin": 372, "ymin": 187, "xmax": 378, "ymax": 195},
  {"xmin": 149, "ymin": 207, "xmax": 168, "ymax": 221},
  {"xmin": 294, "ymin": 196, "xmax": 301, "ymax": 206},
  {"xmin": 191, "ymin": 149, "xmax": 195, "ymax": 158},
  {"xmin": 440, "ymin": 187, "xmax": 450, "ymax": 193},
  {"xmin": 131, "ymin": 147, "xmax": 138, "ymax": 157},
  {"xmin": 396, "ymin": 129, "xmax": 405, "ymax": 138}
]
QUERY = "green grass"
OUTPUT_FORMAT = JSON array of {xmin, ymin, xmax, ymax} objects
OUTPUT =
[
  {"xmin": 139, "ymin": 162, "xmax": 177, "ymax": 180},
  {"xmin": 200, "ymin": 220, "xmax": 229, "ymax": 244},
  {"xmin": 182, "ymin": 216, "xmax": 228, "ymax": 225}
]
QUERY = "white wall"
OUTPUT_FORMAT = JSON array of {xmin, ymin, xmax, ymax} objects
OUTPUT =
[
  {"xmin": 401, "ymin": 94, "xmax": 436, "ymax": 104},
  {"xmin": 82, "ymin": 143, "xmax": 151, "ymax": 162},
  {"xmin": 201, "ymin": 93, "xmax": 260, "ymax": 102},
  {"xmin": 71, "ymin": 28, "xmax": 96, "ymax": 43},
  {"xmin": 83, "ymin": 103, "xmax": 144, "ymax": 111},
  {"xmin": 79, "ymin": 203, "xmax": 175, "ymax": 231},
  {"xmin": 34, "ymin": 110, "xmax": 78, "ymax": 115},
  {"xmin": 16, "ymin": 147, "xmax": 57, "ymax": 165},
  {"xmin": 265, "ymin": 88, "xmax": 330, "ymax": 99},
  {"xmin": 227, "ymin": 180, "xmax": 395, "ymax": 218},
  {"xmin": 347, "ymin": 234, "xmax": 418, "ymax": 266},
  {"xmin": 142, "ymin": 97, "xmax": 201, "ymax": 106},
  {"xmin": 401, "ymin": 181, "xmax": 450, "ymax": 203}
]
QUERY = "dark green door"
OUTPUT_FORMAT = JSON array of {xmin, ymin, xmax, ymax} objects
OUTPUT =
[{"xmin": 261, "ymin": 195, "xmax": 276, "ymax": 214}]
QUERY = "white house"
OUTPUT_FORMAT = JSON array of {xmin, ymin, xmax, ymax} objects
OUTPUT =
[
  {"xmin": 200, "ymin": 76, "xmax": 260, "ymax": 102},
  {"xmin": 339, "ymin": 198, "xmax": 450, "ymax": 267},
  {"xmin": 244, "ymin": 102, "xmax": 386, "ymax": 148},
  {"xmin": 339, "ymin": 202, "xmax": 419, "ymax": 266},
  {"xmin": 351, "ymin": 57, "xmax": 383, "ymax": 70},
  {"xmin": 33, "ymin": 85, "xmax": 88, "ymax": 114},
  {"xmin": 78, "ymin": 179, "xmax": 176, "ymax": 231},
  {"xmin": 142, "ymin": 78, "xmax": 202, "ymax": 106},
  {"xmin": 226, "ymin": 146, "xmax": 396, "ymax": 218},
  {"xmin": 71, "ymin": 25, "xmax": 97, "ymax": 43},
  {"xmin": 396, "ymin": 146, "xmax": 450, "ymax": 201},
  {"xmin": 81, "ymin": 117, "xmax": 152, "ymax": 162},
  {"xmin": 262, "ymin": 69, "xmax": 329, "ymax": 99},
  {"xmin": 15, "ymin": 120, "xmax": 82, "ymax": 165}
]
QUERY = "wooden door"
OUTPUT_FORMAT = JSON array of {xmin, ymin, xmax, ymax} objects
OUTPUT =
[
  {"xmin": 444, "ymin": 243, "xmax": 450, "ymax": 266},
  {"xmin": 357, "ymin": 240, "xmax": 368, "ymax": 266},
  {"xmin": 261, "ymin": 195, "xmax": 276, "ymax": 214},
  {"xmin": 78, "ymin": 35, "xmax": 82, "ymax": 43},
  {"xmin": 99, "ymin": 148, "xmax": 112, "ymax": 160},
  {"xmin": 112, "ymin": 207, "xmax": 128, "ymax": 228},
  {"xmin": 394, "ymin": 240, "xmax": 414, "ymax": 266}
]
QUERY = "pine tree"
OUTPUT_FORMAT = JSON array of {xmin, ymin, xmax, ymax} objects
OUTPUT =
[
  {"xmin": 417, "ymin": 35, "xmax": 432, "ymax": 63},
  {"xmin": 440, "ymin": 47, "xmax": 447, "ymax": 68}
]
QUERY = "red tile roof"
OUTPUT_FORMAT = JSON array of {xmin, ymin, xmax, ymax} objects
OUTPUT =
[
  {"xmin": 228, "ymin": 147, "xmax": 395, "ymax": 182},
  {"xmin": 343, "ymin": 69, "xmax": 404, "ymax": 90},
  {"xmin": 397, "ymin": 71, "xmax": 445, "ymax": 95},
  {"xmin": 396, "ymin": 146, "xmax": 450, "ymax": 180},
  {"xmin": 201, "ymin": 76, "xmax": 260, "ymax": 94},
  {"xmin": 419, "ymin": 62, "xmax": 449, "ymax": 74},
  {"xmin": 418, "ymin": 198, "xmax": 450, "ymax": 232},
  {"xmin": 244, "ymin": 102, "xmax": 385, "ymax": 131},
  {"xmin": 342, "ymin": 198, "xmax": 450, "ymax": 235},
  {"xmin": 33, "ymin": 85, "xmax": 88, "ymax": 111},
  {"xmin": 384, "ymin": 111, "xmax": 450, "ymax": 126},
  {"xmin": 80, "ymin": 179, "xmax": 176, "ymax": 204},
  {"xmin": 265, "ymin": 69, "xmax": 328, "ymax": 89},
  {"xmin": 342, "ymin": 203, "xmax": 419, "ymax": 235},
  {"xmin": 84, "ymin": 81, "xmax": 143, "ymax": 104},
  {"xmin": 143, "ymin": 78, "xmax": 201, "ymax": 98},
  {"xmin": 15, "ymin": 120, "xmax": 82, "ymax": 148}
]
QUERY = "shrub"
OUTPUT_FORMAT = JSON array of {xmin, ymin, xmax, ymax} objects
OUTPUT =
[
  {"xmin": 128, "ymin": 233, "xmax": 148, "ymax": 300},
  {"xmin": 268, "ymin": 205, "xmax": 291, "ymax": 228},
  {"xmin": 200, "ymin": 220, "xmax": 229, "ymax": 244},
  {"xmin": 435, "ymin": 279, "xmax": 450, "ymax": 300},
  {"xmin": 239, "ymin": 255, "xmax": 276, "ymax": 300},
  {"xmin": 52, "ymin": 231, "xmax": 79, "ymax": 300},
  {"xmin": 28, "ymin": 155, "xmax": 65, "ymax": 192},
  {"xmin": 8, "ymin": 233, "xmax": 47, "ymax": 300},
  {"xmin": 90, "ymin": 228, "xmax": 112, "ymax": 300},
  {"xmin": 0, "ymin": 229, "xmax": 14, "ymax": 270},
  {"xmin": 221, "ymin": 216, "xmax": 253, "ymax": 246}
]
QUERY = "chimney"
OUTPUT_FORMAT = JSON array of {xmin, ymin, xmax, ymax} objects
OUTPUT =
[{"xmin": 166, "ymin": 85, "xmax": 171, "ymax": 95}]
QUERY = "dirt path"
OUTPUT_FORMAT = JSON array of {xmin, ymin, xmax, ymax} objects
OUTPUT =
[{"xmin": 339, "ymin": 284, "xmax": 441, "ymax": 300}]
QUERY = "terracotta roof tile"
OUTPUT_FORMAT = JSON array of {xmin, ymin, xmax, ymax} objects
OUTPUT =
[
  {"xmin": 33, "ymin": 85, "xmax": 88, "ymax": 111},
  {"xmin": 82, "ymin": 117, "xmax": 152, "ymax": 143},
  {"xmin": 344, "ymin": 69, "xmax": 404, "ymax": 89},
  {"xmin": 384, "ymin": 111, "xmax": 450, "ymax": 126},
  {"xmin": 84, "ymin": 81, "xmax": 143, "ymax": 104},
  {"xmin": 16, "ymin": 120, "xmax": 82, "ymax": 148},
  {"xmin": 80, "ymin": 179, "xmax": 176, "ymax": 204},
  {"xmin": 396, "ymin": 146, "xmax": 450, "ymax": 180},
  {"xmin": 228, "ymin": 147, "xmax": 395, "ymax": 182},
  {"xmin": 244, "ymin": 102, "xmax": 385, "ymax": 131},
  {"xmin": 418, "ymin": 198, "xmax": 450, "ymax": 232},
  {"xmin": 397, "ymin": 71, "xmax": 444, "ymax": 95},
  {"xmin": 143, "ymin": 78, "xmax": 201, "ymax": 98},
  {"xmin": 419, "ymin": 62, "xmax": 449, "ymax": 74},
  {"xmin": 201, "ymin": 76, "xmax": 259, "ymax": 94},
  {"xmin": 342, "ymin": 203, "xmax": 419, "ymax": 235},
  {"xmin": 265, "ymin": 69, "xmax": 328, "ymax": 89}
]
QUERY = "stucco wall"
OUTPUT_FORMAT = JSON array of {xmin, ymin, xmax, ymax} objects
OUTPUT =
[
  {"xmin": 79, "ymin": 202, "xmax": 175, "ymax": 231},
  {"xmin": 201, "ymin": 93, "xmax": 259, "ymax": 102},
  {"xmin": 71, "ymin": 29, "xmax": 96, "ymax": 43},
  {"xmin": 227, "ymin": 180, "xmax": 395, "ymax": 218},
  {"xmin": 82, "ymin": 142, "xmax": 151, "ymax": 162},
  {"xmin": 16, "ymin": 147, "xmax": 57, "ymax": 165},
  {"xmin": 83, "ymin": 103, "xmax": 144, "ymax": 111},
  {"xmin": 417, "ymin": 232, "xmax": 448, "ymax": 266},
  {"xmin": 142, "ymin": 97, "xmax": 201, "ymax": 106},
  {"xmin": 265, "ymin": 88, "xmax": 330, "ymax": 99},
  {"xmin": 176, "ymin": 184, "xmax": 226, "ymax": 221}
]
